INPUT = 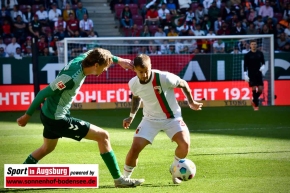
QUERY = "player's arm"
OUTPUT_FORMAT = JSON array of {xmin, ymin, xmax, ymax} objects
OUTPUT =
[
  {"xmin": 111, "ymin": 55, "xmax": 133, "ymax": 70},
  {"xmin": 177, "ymin": 79, "xmax": 203, "ymax": 111},
  {"xmin": 123, "ymin": 95, "xmax": 142, "ymax": 129},
  {"xmin": 243, "ymin": 54, "xmax": 250, "ymax": 82},
  {"xmin": 16, "ymin": 86, "xmax": 56, "ymax": 127}
]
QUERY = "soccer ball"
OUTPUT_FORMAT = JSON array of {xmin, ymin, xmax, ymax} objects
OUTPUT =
[{"xmin": 170, "ymin": 159, "xmax": 196, "ymax": 181}]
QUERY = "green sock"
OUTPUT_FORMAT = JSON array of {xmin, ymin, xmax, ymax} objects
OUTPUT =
[
  {"xmin": 101, "ymin": 150, "xmax": 122, "ymax": 179},
  {"xmin": 23, "ymin": 154, "xmax": 38, "ymax": 164}
]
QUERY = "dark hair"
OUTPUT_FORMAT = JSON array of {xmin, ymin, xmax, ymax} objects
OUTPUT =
[
  {"xmin": 133, "ymin": 54, "xmax": 151, "ymax": 68},
  {"xmin": 250, "ymin": 39, "xmax": 257, "ymax": 44},
  {"xmin": 82, "ymin": 48, "xmax": 112, "ymax": 68}
]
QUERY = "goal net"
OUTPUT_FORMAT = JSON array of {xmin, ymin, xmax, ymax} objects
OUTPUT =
[{"xmin": 56, "ymin": 35, "xmax": 274, "ymax": 108}]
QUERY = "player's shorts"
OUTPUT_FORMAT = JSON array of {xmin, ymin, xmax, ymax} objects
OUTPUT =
[
  {"xmin": 40, "ymin": 111, "xmax": 90, "ymax": 141},
  {"xmin": 134, "ymin": 118, "xmax": 189, "ymax": 144},
  {"xmin": 249, "ymin": 73, "xmax": 263, "ymax": 87}
]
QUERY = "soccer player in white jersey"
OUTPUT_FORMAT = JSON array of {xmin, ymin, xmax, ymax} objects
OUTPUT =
[
  {"xmin": 17, "ymin": 48, "xmax": 144, "ymax": 188},
  {"xmin": 122, "ymin": 54, "xmax": 203, "ymax": 184}
]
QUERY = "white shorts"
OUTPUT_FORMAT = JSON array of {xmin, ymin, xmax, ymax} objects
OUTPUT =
[{"xmin": 134, "ymin": 118, "xmax": 189, "ymax": 144}]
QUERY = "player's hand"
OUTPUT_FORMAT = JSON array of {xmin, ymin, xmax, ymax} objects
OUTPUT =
[
  {"xmin": 123, "ymin": 117, "xmax": 133, "ymax": 129},
  {"xmin": 118, "ymin": 58, "xmax": 134, "ymax": 71},
  {"xmin": 259, "ymin": 65, "xmax": 265, "ymax": 72},
  {"xmin": 244, "ymin": 75, "xmax": 250, "ymax": 82},
  {"xmin": 188, "ymin": 101, "xmax": 203, "ymax": 110},
  {"xmin": 17, "ymin": 114, "xmax": 31, "ymax": 127}
]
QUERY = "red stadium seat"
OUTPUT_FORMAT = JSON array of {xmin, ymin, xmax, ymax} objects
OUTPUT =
[
  {"xmin": 123, "ymin": 27, "xmax": 132, "ymax": 37},
  {"xmin": 115, "ymin": 4, "xmax": 125, "ymax": 19},
  {"xmin": 149, "ymin": 25, "xmax": 158, "ymax": 35},
  {"xmin": 138, "ymin": 0, "xmax": 147, "ymax": 5},
  {"xmin": 137, "ymin": 25, "xmax": 144, "ymax": 32},
  {"xmin": 274, "ymin": 12, "xmax": 283, "ymax": 22},
  {"xmin": 19, "ymin": 5, "xmax": 27, "ymax": 13},
  {"xmin": 128, "ymin": 4, "xmax": 138, "ymax": 15},
  {"xmin": 32, "ymin": 4, "xmax": 40, "ymax": 14},
  {"xmin": 4, "ymin": 38, "xmax": 12, "ymax": 45},
  {"xmin": 133, "ymin": 14, "xmax": 143, "ymax": 25}
]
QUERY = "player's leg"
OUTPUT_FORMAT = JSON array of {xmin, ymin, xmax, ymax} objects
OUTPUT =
[
  {"xmin": 84, "ymin": 123, "xmax": 145, "ymax": 187},
  {"xmin": 23, "ymin": 138, "xmax": 59, "ymax": 164},
  {"xmin": 123, "ymin": 119, "xmax": 160, "ymax": 179},
  {"xmin": 165, "ymin": 119, "xmax": 190, "ymax": 184}
]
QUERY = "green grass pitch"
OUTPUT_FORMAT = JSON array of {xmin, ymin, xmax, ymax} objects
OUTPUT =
[{"xmin": 1, "ymin": 106, "xmax": 290, "ymax": 193}]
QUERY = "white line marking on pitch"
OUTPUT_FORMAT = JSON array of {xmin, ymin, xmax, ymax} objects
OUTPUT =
[{"xmin": 190, "ymin": 127, "xmax": 290, "ymax": 132}]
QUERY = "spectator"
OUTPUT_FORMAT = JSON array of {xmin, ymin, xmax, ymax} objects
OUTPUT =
[
  {"xmin": 0, "ymin": 37, "xmax": 6, "ymax": 49},
  {"xmin": 54, "ymin": 15, "xmax": 67, "ymax": 40},
  {"xmin": 260, "ymin": 23, "xmax": 274, "ymax": 34},
  {"xmin": 284, "ymin": 23, "xmax": 290, "ymax": 37},
  {"xmin": 177, "ymin": 23, "xmax": 189, "ymax": 36},
  {"xmin": 2, "ymin": 19, "xmax": 13, "ymax": 38},
  {"xmin": 36, "ymin": 5, "xmax": 48, "ymax": 26},
  {"xmin": 214, "ymin": 15, "xmax": 223, "ymax": 34},
  {"xmin": 49, "ymin": 35, "xmax": 59, "ymax": 55},
  {"xmin": 282, "ymin": 42, "xmax": 290, "ymax": 52},
  {"xmin": 42, "ymin": 46, "xmax": 50, "ymax": 56},
  {"xmin": 259, "ymin": 0, "xmax": 277, "ymax": 25},
  {"xmin": 145, "ymin": 5, "xmax": 159, "ymax": 25},
  {"xmin": 158, "ymin": 3, "xmax": 170, "ymax": 27},
  {"xmin": 167, "ymin": 0, "xmax": 177, "ymax": 12},
  {"xmin": 275, "ymin": 23, "xmax": 284, "ymax": 38},
  {"xmin": 11, "ymin": 5, "xmax": 23, "ymax": 22},
  {"xmin": 178, "ymin": 0, "xmax": 191, "ymax": 15},
  {"xmin": 203, "ymin": 0, "xmax": 213, "ymax": 11},
  {"xmin": 88, "ymin": 31, "xmax": 97, "ymax": 37},
  {"xmin": 208, "ymin": 1, "xmax": 220, "ymax": 24},
  {"xmin": 195, "ymin": 4, "xmax": 206, "ymax": 23},
  {"xmin": 230, "ymin": 21, "xmax": 246, "ymax": 35},
  {"xmin": 131, "ymin": 24, "xmax": 141, "ymax": 37},
  {"xmin": 160, "ymin": 40, "xmax": 170, "ymax": 54},
  {"xmin": 241, "ymin": 43, "xmax": 250, "ymax": 53},
  {"xmin": 148, "ymin": 45, "xmax": 162, "ymax": 55},
  {"xmin": 48, "ymin": 3, "xmax": 62, "ymax": 28},
  {"xmin": 0, "ymin": 46, "xmax": 9, "ymax": 57},
  {"xmin": 22, "ymin": 5, "xmax": 33, "ymax": 23},
  {"xmin": 277, "ymin": 32, "xmax": 289, "ymax": 49},
  {"xmin": 180, "ymin": 45, "xmax": 190, "ymax": 54},
  {"xmin": 200, "ymin": 15, "xmax": 211, "ymax": 32},
  {"xmin": 213, "ymin": 39, "xmax": 225, "ymax": 53},
  {"xmin": 5, "ymin": 37, "xmax": 20, "ymax": 57},
  {"xmin": 231, "ymin": 46, "xmax": 241, "ymax": 54},
  {"xmin": 0, "ymin": 5, "xmax": 11, "ymax": 24},
  {"xmin": 283, "ymin": 4, "xmax": 290, "ymax": 20},
  {"xmin": 140, "ymin": 25, "xmax": 149, "ymax": 38},
  {"xmin": 67, "ymin": 13, "xmax": 79, "ymax": 37},
  {"xmin": 37, "ymin": 35, "xmax": 48, "ymax": 54},
  {"xmin": 29, "ymin": 15, "xmax": 43, "ymax": 38},
  {"xmin": 175, "ymin": 39, "xmax": 184, "ymax": 53},
  {"xmin": 168, "ymin": 44, "xmax": 176, "ymax": 54},
  {"xmin": 217, "ymin": 22, "xmax": 230, "ymax": 35},
  {"xmin": 253, "ymin": 15, "xmax": 264, "ymax": 32},
  {"xmin": 13, "ymin": 15, "xmax": 26, "ymax": 42},
  {"xmin": 14, "ymin": 47, "xmax": 23, "ymax": 59},
  {"xmin": 6, "ymin": 0, "xmax": 18, "ymax": 10},
  {"xmin": 193, "ymin": 24, "xmax": 205, "ymax": 36},
  {"xmin": 75, "ymin": 2, "xmax": 88, "ymax": 20},
  {"xmin": 63, "ymin": 3, "xmax": 75, "ymax": 22},
  {"xmin": 189, "ymin": 17, "xmax": 197, "ymax": 31},
  {"xmin": 167, "ymin": 26, "xmax": 178, "ymax": 43},
  {"xmin": 23, "ymin": 45, "xmax": 32, "ymax": 57},
  {"xmin": 185, "ymin": 8, "xmax": 194, "ymax": 25},
  {"xmin": 246, "ymin": 23, "xmax": 258, "ymax": 34},
  {"xmin": 58, "ymin": 0, "xmax": 72, "ymax": 9},
  {"xmin": 184, "ymin": 38, "xmax": 197, "ymax": 53},
  {"xmin": 79, "ymin": 13, "xmax": 95, "ymax": 37},
  {"xmin": 21, "ymin": 36, "xmax": 32, "ymax": 53},
  {"xmin": 154, "ymin": 25, "xmax": 166, "ymax": 44},
  {"xmin": 248, "ymin": 8, "xmax": 256, "ymax": 22},
  {"xmin": 109, "ymin": 0, "xmax": 124, "ymax": 14},
  {"xmin": 120, "ymin": 4, "xmax": 133, "ymax": 28},
  {"xmin": 207, "ymin": 28, "xmax": 216, "ymax": 36}
]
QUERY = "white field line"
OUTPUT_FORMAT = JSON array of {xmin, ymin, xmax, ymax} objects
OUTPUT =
[{"xmin": 190, "ymin": 127, "xmax": 290, "ymax": 132}]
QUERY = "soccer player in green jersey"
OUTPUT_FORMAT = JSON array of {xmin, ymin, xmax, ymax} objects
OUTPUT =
[{"xmin": 17, "ymin": 48, "xmax": 144, "ymax": 188}]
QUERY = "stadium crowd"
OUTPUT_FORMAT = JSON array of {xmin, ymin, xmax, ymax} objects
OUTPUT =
[
  {"xmin": 1, "ymin": 0, "xmax": 290, "ymax": 58},
  {"xmin": 112, "ymin": 0, "xmax": 290, "ymax": 54}
]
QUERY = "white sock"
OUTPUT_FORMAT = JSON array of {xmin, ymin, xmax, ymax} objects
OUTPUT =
[
  {"xmin": 123, "ymin": 165, "xmax": 135, "ymax": 178},
  {"xmin": 173, "ymin": 155, "xmax": 181, "ymax": 165}
]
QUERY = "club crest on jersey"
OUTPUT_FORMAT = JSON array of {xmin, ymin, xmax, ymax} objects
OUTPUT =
[
  {"xmin": 136, "ymin": 126, "xmax": 141, "ymax": 134},
  {"xmin": 56, "ymin": 81, "xmax": 66, "ymax": 90},
  {"xmin": 154, "ymin": 86, "xmax": 162, "ymax": 94}
]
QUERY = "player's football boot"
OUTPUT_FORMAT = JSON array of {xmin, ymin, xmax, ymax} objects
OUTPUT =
[
  {"xmin": 172, "ymin": 175, "xmax": 182, "ymax": 184},
  {"xmin": 251, "ymin": 101, "xmax": 259, "ymax": 111},
  {"xmin": 254, "ymin": 106, "xmax": 259, "ymax": 111},
  {"xmin": 114, "ymin": 176, "xmax": 145, "ymax": 188}
]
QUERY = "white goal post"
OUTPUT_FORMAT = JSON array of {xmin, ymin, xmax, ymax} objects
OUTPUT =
[{"xmin": 57, "ymin": 34, "xmax": 274, "ymax": 106}]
